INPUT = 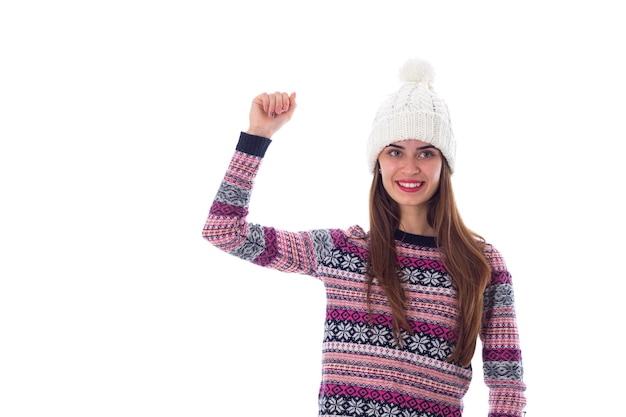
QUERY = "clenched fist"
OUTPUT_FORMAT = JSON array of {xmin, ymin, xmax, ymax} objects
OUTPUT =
[{"xmin": 247, "ymin": 91, "xmax": 297, "ymax": 139}]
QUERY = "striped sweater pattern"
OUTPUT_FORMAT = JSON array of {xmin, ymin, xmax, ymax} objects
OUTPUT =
[{"xmin": 203, "ymin": 133, "xmax": 526, "ymax": 417}]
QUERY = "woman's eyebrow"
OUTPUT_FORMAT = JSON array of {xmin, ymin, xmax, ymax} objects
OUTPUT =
[{"xmin": 387, "ymin": 143, "xmax": 436, "ymax": 150}]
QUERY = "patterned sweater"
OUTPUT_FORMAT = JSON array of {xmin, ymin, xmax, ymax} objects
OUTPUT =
[{"xmin": 203, "ymin": 132, "xmax": 526, "ymax": 417}]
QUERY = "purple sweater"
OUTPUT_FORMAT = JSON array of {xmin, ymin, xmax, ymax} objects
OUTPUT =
[{"xmin": 203, "ymin": 132, "xmax": 526, "ymax": 417}]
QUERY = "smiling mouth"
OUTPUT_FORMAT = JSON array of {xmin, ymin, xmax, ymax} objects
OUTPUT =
[{"xmin": 397, "ymin": 181, "xmax": 424, "ymax": 191}]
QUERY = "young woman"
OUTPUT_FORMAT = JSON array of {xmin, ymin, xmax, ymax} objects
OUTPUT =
[{"xmin": 203, "ymin": 58, "xmax": 526, "ymax": 417}]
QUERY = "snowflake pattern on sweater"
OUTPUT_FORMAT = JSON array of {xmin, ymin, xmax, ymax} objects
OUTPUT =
[{"xmin": 203, "ymin": 132, "xmax": 526, "ymax": 417}]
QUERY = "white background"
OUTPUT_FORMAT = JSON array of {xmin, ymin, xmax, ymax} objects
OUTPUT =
[{"xmin": 1, "ymin": 1, "xmax": 625, "ymax": 416}]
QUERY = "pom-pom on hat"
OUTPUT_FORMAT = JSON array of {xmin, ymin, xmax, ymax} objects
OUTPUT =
[{"xmin": 367, "ymin": 58, "xmax": 456, "ymax": 173}]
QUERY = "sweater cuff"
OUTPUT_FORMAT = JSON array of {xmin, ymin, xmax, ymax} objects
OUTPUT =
[{"xmin": 236, "ymin": 132, "xmax": 272, "ymax": 158}]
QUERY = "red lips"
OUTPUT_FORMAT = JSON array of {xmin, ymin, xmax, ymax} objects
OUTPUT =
[{"xmin": 396, "ymin": 180, "xmax": 424, "ymax": 193}]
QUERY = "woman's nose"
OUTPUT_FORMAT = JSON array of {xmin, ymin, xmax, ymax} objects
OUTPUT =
[{"xmin": 402, "ymin": 160, "xmax": 420, "ymax": 175}]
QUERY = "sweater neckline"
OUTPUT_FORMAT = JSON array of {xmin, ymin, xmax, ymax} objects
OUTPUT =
[{"xmin": 394, "ymin": 230, "xmax": 437, "ymax": 248}]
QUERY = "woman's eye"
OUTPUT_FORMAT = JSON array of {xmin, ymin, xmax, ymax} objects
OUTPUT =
[
  {"xmin": 388, "ymin": 150, "xmax": 401, "ymax": 157},
  {"xmin": 419, "ymin": 150, "xmax": 435, "ymax": 159}
]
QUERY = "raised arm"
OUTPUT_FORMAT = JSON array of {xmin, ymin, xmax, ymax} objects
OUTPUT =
[{"xmin": 203, "ymin": 91, "xmax": 326, "ymax": 277}]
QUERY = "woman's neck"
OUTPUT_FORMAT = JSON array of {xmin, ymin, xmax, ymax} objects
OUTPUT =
[{"xmin": 398, "ymin": 207, "xmax": 435, "ymax": 237}]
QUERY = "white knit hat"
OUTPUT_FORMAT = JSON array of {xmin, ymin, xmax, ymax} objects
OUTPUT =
[{"xmin": 367, "ymin": 58, "xmax": 456, "ymax": 173}]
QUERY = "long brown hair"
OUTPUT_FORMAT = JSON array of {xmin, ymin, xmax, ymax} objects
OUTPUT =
[{"xmin": 367, "ymin": 160, "xmax": 491, "ymax": 367}]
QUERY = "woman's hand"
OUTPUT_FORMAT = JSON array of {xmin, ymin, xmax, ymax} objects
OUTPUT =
[{"xmin": 246, "ymin": 91, "xmax": 297, "ymax": 138}]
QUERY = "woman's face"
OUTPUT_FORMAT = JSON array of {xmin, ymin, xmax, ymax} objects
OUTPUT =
[{"xmin": 378, "ymin": 139, "xmax": 443, "ymax": 214}]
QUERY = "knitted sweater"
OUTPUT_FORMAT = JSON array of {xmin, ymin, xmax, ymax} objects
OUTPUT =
[{"xmin": 203, "ymin": 132, "xmax": 526, "ymax": 417}]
